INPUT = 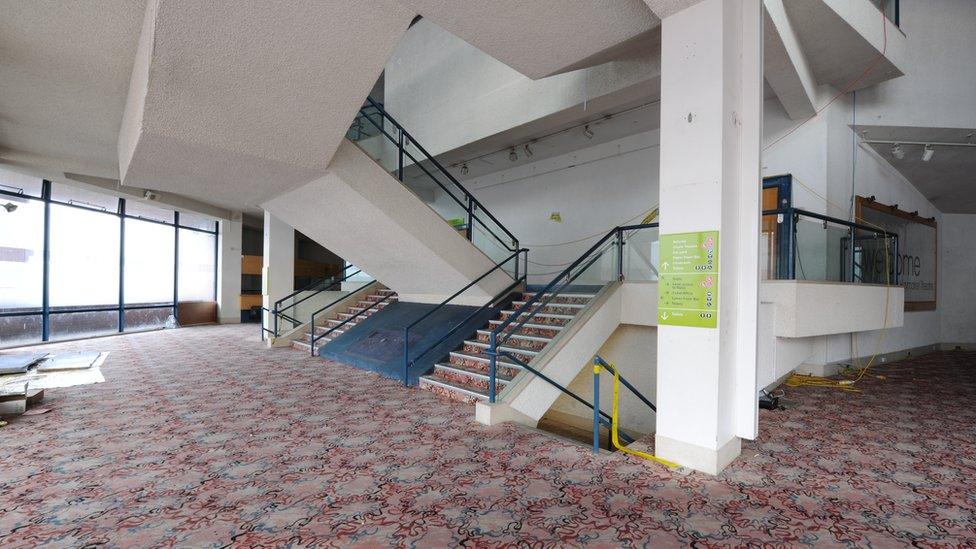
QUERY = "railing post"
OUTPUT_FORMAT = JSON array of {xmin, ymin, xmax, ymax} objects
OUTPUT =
[
  {"xmin": 488, "ymin": 332, "xmax": 498, "ymax": 403},
  {"xmin": 593, "ymin": 361, "xmax": 601, "ymax": 454},
  {"xmin": 403, "ymin": 327, "xmax": 410, "ymax": 386},
  {"xmin": 849, "ymin": 227, "xmax": 856, "ymax": 283},
  {"xmin": 273, "ymin": 308, "xmax": 279, "ymax": 339},
  {"xmin": 893, "ymin": 234, "xmax": 899, "ymax": 285},
  {"xmin": 397, "ymin": 131, "xmax": 404, "ymax": 182},
  {"xmin": 616, "ymin": 229, "xmax": 624, "ymax": 281},
  {"xmin": 466, "ymin": 198, "xmax": 473, "ymax": 241},
  {"xmin": 788, "ymin": 210, "xmax": 797, "ymax": 279}
]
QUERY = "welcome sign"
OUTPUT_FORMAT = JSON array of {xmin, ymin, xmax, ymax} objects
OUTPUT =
[{"xmin": 856, "ymin": 197, "xmax": 937, "ymax": 310}]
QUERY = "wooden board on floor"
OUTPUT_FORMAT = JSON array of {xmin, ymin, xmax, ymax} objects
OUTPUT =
[{"xmin": 178, "ymin": 301, "xmax": 217, "ymax": 326}]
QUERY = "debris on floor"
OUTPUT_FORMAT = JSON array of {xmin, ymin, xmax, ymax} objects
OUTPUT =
[{"xmin": 0, "ymin": 351, "xmax": 107, "ymax": 420}]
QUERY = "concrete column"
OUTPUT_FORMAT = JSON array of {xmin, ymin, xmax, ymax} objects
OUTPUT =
[
  {"xmin": 655, "ymin": 0, "xmax": 762, "ymax": 474},
  {"xmin": 217, "ymin": 213, "xmax": 243, "ymax": 324},
  {"xmin": 262, "ymin": 211, "xmax": 295, "ymax": 334}
]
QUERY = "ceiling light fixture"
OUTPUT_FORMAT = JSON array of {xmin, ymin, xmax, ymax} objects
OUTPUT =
[
  {"xmin": 890, "ymin": 143, "xmax": 905, "ymax": 160},
  {"xmin": 509, "ymin": 147, "xmax": 518, "ymax": 162},
  {"xmin": 524, "ymin": 143, "xmax": 534, "ymax": 157},
  {"xmin": 583, "ymin": 125, "xmax": 594, "ymax": 139},
  {"xmin": 460, "ymin": 163, "xmax": 469, "ymax": 176},
  {"xmin": 2, "ymin": 202, "xmax": 17, "ymax": 213},
  {"xmin": 922, "ymin": 144, "xmax": 935, "ymax": 162}
]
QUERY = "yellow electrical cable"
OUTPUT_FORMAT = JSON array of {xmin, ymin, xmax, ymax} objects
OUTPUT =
[
  {"xmin": 783, "ymin": 175, "xmax": 894, "ymax": 391},
  {"xmin": 602, "ymin": 362, "xmax": 679, "ymax": 469}
]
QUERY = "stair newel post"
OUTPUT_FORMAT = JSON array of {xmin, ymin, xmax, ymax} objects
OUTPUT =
[
  {"xmin": 616, "ymin": 229, "xmax": 624, "ymax": 281},
  {"xmin": 309, "ymin": 311, "xmax": 315, "ymax": 356},
  {"xmin": 273, "ymin": 306, "xmax": 279, "ymax": 339},
  {"xmin": 593, "ymin": 359, "xmax": 601, "ymax": 454},
  {"xmin": 488, "ymin": 332, "xmax": 498, "ymax": 403},
  {"xmin": 466, "ymin": 198, "xmax": 473, "ymax": 241},
  {"xmin": 402, "ymin": 326, "xmax": 410, "ymax": 386},
  {"xmin": 397, "ymin": 130, "xmax": 404, "ymax": 182}
]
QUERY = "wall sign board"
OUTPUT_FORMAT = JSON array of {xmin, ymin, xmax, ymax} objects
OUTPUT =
[
  {"xmin": 856, "ymin": 196, "xmax": 937, "ymax": 311},
  {"xmin": 658, "ymin": 231, "xmax": 719, "ymax": 328}
]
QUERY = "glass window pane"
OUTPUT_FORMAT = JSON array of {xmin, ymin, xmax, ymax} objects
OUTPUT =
[
  {"xmin": 49, "ymin": 310, "xmax": 118, "ymax": 341},
  {"xmin": 126, "ymin": 200, "xmax": 174, "ymax": 224},
  {"xmin": 0, "ymin": 314, "xmax": 43, "ymax": 348},
  {"xmin": 124, "ymin": 218, "xmax": 175, "ymax": 305},
  {"xmin": 179, "ymin": 211, "xmax": 216, "ymax": 232},
  {"xmin": 51, "ymin": 182, "xmax": 118, "ymax": 212},
  {"xmin": 49, "ymin": 203, "xmax": 120, "ymax": 307},
  {"xmin": 0, "ymin": 167, "xmax": 43, "ymax": 198},
  {"xmin": 178, "ymin": 229, "xmax": 216, "ymax": 301},
  {"xmin": 0, "ymin": 198, "xmax": 44, "ymax": 311},
  {"xmin": 124, "ymin": 307, "xmax": 171, "ymax": 332}
]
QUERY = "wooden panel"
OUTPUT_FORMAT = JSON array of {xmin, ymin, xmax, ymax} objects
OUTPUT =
[
  {"xmin": 294, "ymin": 259, "xmax": 342, "ymax": 279},
  {"xmin": 241, "ymin": 255, "xmax": 263, "ymax": 275},
  {"xmin": 239, "ymin": 294, "xmax": 263, "ymax": 310},
  {"xmin": 178, "ymin": 301, "xmax": 217, "ymax": 326}
]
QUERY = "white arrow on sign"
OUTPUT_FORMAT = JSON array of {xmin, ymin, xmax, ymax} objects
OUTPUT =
[
  {"xmin": 662, "ymin": 261, "xmax": 670, "ymax": 271},
  {"xmin": 660, "ymin": 312, "xmax": 669, "ymax": 320}
]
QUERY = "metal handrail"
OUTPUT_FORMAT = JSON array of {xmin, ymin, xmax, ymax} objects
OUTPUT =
[
  {"xmin": 308, "ymin": 281, "xmax": 390, "ymax": 356},
  {"xmin": 269, "ymin": 266, "xmax": 364, "ymax": 337},
  {"xmin": 401, "ymin": 249, "xmax": 528, "ymax": 385},
  {"xmin": 274, "ymin": 264, "xmax": 356, "ymax": 312},
  {"xmin": 593, "ymin": 355, "xmax": 656, "ymax": 412},
  {"xmin": 763, "ymin": 206, "xmax": 899, "ymax": 284},
  {"xmin": 358, "ymin": 97, "xmax": 520, "ymax": 257},
  {"xmin": 497, "ymin": 351, "xmax": 636, "ymax": 445},
  {"xmin": 487, "ymin": 223, "xmax": 659, "ymax": 402}
]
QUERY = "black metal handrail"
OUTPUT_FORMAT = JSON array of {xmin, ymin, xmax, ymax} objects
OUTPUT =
[
  {"xmin": 270, "ymin": 266, "xmax": 364, "ymax": 337},
  {"xmin": 593, "ymin": 355, "xmax": 655, "ymax": 412},
  {"xmin": 308, "ymin": 281, "xmax": 390, "ymax": 356},
  {"xmin": 401, "ymin": 248, "xmax": 528, "ymax": 385},
  {"xmin": 356, "ymin": 97, "xmax": 520, "ymax": 266},
  {"xmin": 763, "ymin": 206, "xmax": 898, "ymax": 283},
  {"xmin": 486, "ymin": 223, "xmax": 659, "ymax": 402}
]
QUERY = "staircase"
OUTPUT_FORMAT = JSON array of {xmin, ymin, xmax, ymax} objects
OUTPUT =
[
  {"xmin": 418, "ymin": 292, "xmax": 595, "ymax": 403},
  {"xmin": 291, "ymin": 289, "xmax": 398, "ymax": 355}
]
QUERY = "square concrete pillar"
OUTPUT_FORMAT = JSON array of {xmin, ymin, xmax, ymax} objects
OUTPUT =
[
  {"xmin": 217, "ymin": 214, "xmax": 243, "ymax": 324},
  {"xmin": 655, "ymin": 0, "xmax": 762, "ymax": 474},
  {"xmin": 262, "ymin": 211, "xmax": 295, "ymax": 335}
]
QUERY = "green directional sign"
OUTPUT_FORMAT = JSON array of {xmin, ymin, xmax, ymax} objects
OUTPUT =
[{"xmin": 658, "ymin": 231, "xmax": 719, "ymax": 328}]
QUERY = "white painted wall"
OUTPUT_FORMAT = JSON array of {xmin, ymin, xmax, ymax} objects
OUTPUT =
[
  {"xmin": 217, "ymin": 216, "xmax": 242, "ymax": 324},
  {"xmin": 461, "ymin": 131, "xmax": 661, "ymax": 285},
  {"xmin": 940, "ymin": 214, "xmax": 976, "ymax": 345},
  {"xmin": 261, "ymin": 211, "xmax": 294, "ymax": 333}
]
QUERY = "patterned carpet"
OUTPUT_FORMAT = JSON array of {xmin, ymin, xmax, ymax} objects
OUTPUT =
[{"xmin": 1, "ymin": 324, "xmax": 974, "ymax": 547}]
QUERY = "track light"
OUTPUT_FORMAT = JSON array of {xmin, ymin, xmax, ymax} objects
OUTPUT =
[
  {"xmin": 523, "ymin": 143, "xmax": 533, "ymax": 157},
  {"xmin": 922, "ymin": 144, "xmax": 935, "ymax": 162},
  {"xmin": 509, "ymin": 147, "xmax": 518, "ymax": 162},
  {"xmin": 2, "ymin": 202, "xmax": 17, "ymax": 213},
  {"xmin": 890, "ymin": 143, "xmax": 905, "ymax": 160},
  {"xmin": 460, "ymin": 163, "xmax": 469, "ymax": 176},
  {"xmin": 582, "ymin": 125, "xmax": 594, "ymax": 139}
]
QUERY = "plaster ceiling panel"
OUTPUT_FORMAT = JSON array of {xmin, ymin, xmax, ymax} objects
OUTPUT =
[
  {"xmin": 119, "ymin": 0, "xmax": 416, "ymax": 210},
  {"xmin": 856, "ymin": 125, "xmax": 976, "ymax": 214},
  {"xmin": 0, "ymin": 0, "xmax": 145, "ymax": 180},
  {"xmin": 400, "ymin": 0, "xmax": 660, "ymax": 79}
]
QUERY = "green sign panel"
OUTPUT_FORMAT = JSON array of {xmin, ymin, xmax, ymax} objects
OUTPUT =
[{"xmin": 658, "ymin": 231, "xmax": 719, "ymax": 328}]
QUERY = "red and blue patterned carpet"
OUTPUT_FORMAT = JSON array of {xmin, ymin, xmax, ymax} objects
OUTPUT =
[{"xmin": 1, "ymin": 324, "xmax": 974, "ymax": 547}]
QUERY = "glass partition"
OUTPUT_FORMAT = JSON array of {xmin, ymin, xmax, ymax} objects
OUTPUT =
[
  {"xmin": 125, "ymin": 218, "xmax": 175, "ymax": 305},
  {"xmin": 0, "ymin": 198, "xmax": 44, "ymax": 311},
  {"xmin": 49, "ymin": 203, "xmax": 121, "ymax": 307},
  {"xmin": 178, "ymin": 229, "xmax": 217, "ymax": 301}
]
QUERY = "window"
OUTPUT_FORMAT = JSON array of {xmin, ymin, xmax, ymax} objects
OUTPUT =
[
  {"xmin": 49, "ymin": 203, "xmax": 120, "ymax": 307},
  {"xmin": 125, "ymin": 218, "xmax": 175, "ymax": 306},
  {"xmin": 127, "ymin": 200, "xmax": 174, "ymax": 224},
  {"xmin": 0, "ymin": 167, "xmax": 43, "ymax": 198},
  {"xmin": 51, "ymin": 182, "xmax": 118, "ymax": 212},
  {"xmin": 178, "ymin": 229, "xmax": 216, "ymax": 301},
  {"xmin": 0, "ymin": 198, "xmax": 44, "ymax": 311},
  {"xmin": 179, "ymin": 211, "xmax": 216, "ymax": 231}
]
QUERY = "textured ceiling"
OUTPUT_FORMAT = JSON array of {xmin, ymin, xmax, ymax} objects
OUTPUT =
[
  {"xmin": 401, "ymin": 0, "xmax": 660, "ymax": 79},
  {"xmin": 856, "ymin": 125, "xmax": 976, "ymax": 214},
  {"xmin": 118, "ymin": 0, "xmax": 416, "ymax": 211},
  {"xmin": 0, "ymin": 0, "xmax": 145, "ymax": 180}
]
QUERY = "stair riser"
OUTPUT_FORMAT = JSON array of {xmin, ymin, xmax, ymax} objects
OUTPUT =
[
  {"xmin": 472, "ymin": 333, "xmax": 550, "ymax": 351},
  {"xmin": 520, "ymin": 294, "xmax": 591, "ymax": 305},
  {"xmin": 497, "ymin": 312, "xmax": 570, "ymax": 326},
  {"xmin": 485, "ymin": 325, "xmax": 561, "ymax": 339},
  {"xmin": 419, "ymin": 381, "xmax": 482, "ymax": 404},
  {"xmin": 429, "ymin": 370, "xmax": 507, "ymax": 392},
  {"xmin": 447, "ymin": 356, "xmax": 521, "ymax": 379},
  {"xmin": 462, "ymin": 343, "xmax": 535, "ymax": 361},
  {"xmin": 290, "ymin": 341, "xmax": 319, "ymax": 356},
  {"xmin": 510, "ymin": 304, "xmax": 583, "ymax": 316}
]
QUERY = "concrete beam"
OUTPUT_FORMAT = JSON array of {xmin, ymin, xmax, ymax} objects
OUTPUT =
[{"xmin": 763, "ymin": 0, "xmax": 819, "ymax": 120}]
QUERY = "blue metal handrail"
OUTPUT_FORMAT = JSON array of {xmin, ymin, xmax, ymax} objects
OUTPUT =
[
  {"xmin": 269, "ymin": 265, "xmax": 364, "ymax": 337},
  {"xmin": 308, "ymin": 280, "xmax": 389, "ymax": 356},
  {"xmin": 356, "ymin": 97, "xmax": 520, "ymax": 267},
  {"xmin": 763, "ymin": 206, "xmax": 899, "ymax": 284},
  {"xmin": 486, "ymin": 223, "xmax": 659, "ymax": 402},
  {"xmin": 401, "ymin": 248, "xmax": 528, "ymax": 385}
]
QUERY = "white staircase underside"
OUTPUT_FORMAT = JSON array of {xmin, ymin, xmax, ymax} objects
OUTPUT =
[
  {"xmin": 401, "ymin": 0, "xmax": 661, "ymax": 79},
  {"xmin": 117, "ymin": 0, "xmax": 415, "ymax": 210},
  {"xmin": 262, "ymin": 140, "xmax": 514, "ymax": 305}
]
